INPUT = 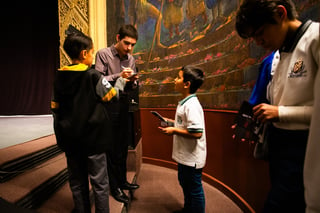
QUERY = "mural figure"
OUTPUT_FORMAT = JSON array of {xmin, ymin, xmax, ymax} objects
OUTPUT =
[
  {"xmin": 128, "ymin": 0, "xmax": 166, "ymax": 50},
  {"xmin": 205, "ymin": 0, "xmax": 238, "ymax": 26},
  {"xmin": 186, "ymin": 0, "xmax": 208, "ymax": 29},
  {"xmin": 162, "ymin": 0, "xmax": 184, "ymax": 39}
]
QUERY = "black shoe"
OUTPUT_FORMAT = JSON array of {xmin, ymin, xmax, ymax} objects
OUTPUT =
[
  {"xmin": 111, "ymin": 188, "xmax": 129, "ymax": 204},
  {"xmin": 121, "ymin": 181, "xmax": 140, "ymax": 190}
]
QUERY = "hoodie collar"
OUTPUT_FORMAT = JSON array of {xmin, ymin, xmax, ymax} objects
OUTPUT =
[{"xmin": 59, "ymin": 63, "xmax": 89, "ymax": 71}]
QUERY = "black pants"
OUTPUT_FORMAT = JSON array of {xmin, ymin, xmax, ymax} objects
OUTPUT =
[
  {"xmin": 263, "ymin": 125, "xmax": 308, "ymax": 213},
  {"xmin": 105, "ymin": 96, "xmax": 129, "ymax": 191}
]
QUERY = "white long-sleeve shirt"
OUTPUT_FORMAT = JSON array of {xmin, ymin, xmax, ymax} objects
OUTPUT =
[{"xmin": 267, "ymin": 20, "xmax": 319, "ymax": 130}]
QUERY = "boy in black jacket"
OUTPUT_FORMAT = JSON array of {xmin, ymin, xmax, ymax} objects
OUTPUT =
[{"xmin": 51, "ymin": 31, "xmax": 126, "ymax": 213}]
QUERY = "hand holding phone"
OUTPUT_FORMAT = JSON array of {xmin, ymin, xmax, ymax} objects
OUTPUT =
[
  {"xmin": 127, "ymin": 73, "xmax": 138, "ymax": 81},
  {"xmin": 121, "ymin": 66, "xmax": 138, "ymax": 80}
]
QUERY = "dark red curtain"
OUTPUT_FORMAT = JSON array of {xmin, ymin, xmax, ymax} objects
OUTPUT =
[{"xmin": 0, "ymin": 1, "xmax": 59, "ymax": 115}]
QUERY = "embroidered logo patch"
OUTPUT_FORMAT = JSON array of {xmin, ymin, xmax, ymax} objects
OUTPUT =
[{"xmin": 288, "ymin": 58, "xmax": 306, "ymax": 78}]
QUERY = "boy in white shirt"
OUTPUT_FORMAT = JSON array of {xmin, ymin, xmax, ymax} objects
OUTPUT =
[
  {"xmin": 235, "ymin": 0, "xmax": 319, "ymax": 212},
  {"xmin": 159, "ymin": 65, "xmax": 206, "ymax": 213}
]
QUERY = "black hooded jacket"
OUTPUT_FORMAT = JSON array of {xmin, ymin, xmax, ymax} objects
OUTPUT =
[{"xmin": 51, "ymin": 63, "xmax": 125, "ymax": 155}]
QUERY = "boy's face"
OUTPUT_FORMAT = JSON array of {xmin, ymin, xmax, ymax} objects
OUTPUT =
[
  {"xmin": 82, "ymin": 48, "xmax": 94, "ymax": 67},
  {"xmin": 250, "ymin": 6, "xmax": 287, "ymax": 51},
  {"xmin": 251, "ymin": 22, "xmax": 286, "ymax": 51},
  {"xmin": 174, "ymin": 70, "xmax": 185, "ymax": 93},
  {"xmin": 115, "ymin": 35, "xmax": 137, "ymax": 57}
]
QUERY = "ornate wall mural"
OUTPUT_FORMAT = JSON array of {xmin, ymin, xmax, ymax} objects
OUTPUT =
[
  {"xmin": 109, "ymin": 0, "xmax": 320, "ymax": 110},
  {"xmin": 128, "ymin": 0, "xmax": 252, "ymax": 110}
]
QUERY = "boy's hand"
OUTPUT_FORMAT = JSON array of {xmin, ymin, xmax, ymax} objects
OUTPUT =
[
  {"xmin": 158, "ymin": 126, "xmax": 175, "ymax": 135},
  {"xmin": 121, "ymin": 67, "xmax": 138, "ymax": 81},
  {"xmin": 253, "ymin": 103, "xmax": 279, "ymax": 123},
  {"xmin": 127, "ymin": 73, "xmax": 139, "ymax": 81},
  {"xmin": 120, "ymin": 67, "xmax": 134, "ymax": 78}
]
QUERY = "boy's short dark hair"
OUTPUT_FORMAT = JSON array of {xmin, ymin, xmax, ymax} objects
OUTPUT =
[
  {"xmin": 236, "ymin": 0, "xmax": 298, "ymax": 38},
  {"xmin": 63, "ymin": 33, "xmax": 93, "ymax": 60},
  {"xmin": 118, "ymin": 24, "xmax": 138, "ymax": 41},
  {"xmin": 182, "ymin": 65, "xmax": 205, "ymax": 94}
]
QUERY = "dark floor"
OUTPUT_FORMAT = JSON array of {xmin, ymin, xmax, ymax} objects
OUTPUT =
[
  {"xmin": 0, "ymin": 116, "xmax": 243, "ymax": 213},
  {"xmin": 130, "ymin": 163, "xmax": 242, "ymax": 213}
]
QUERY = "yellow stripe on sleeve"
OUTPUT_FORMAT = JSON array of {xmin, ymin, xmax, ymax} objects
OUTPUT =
[{"xmin": 102, "ymin": 88, "xmax": 117, "ymax": 102}]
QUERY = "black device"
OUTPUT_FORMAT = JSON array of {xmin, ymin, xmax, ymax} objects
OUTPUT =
[
  {"xmin": 233, "ymin": 101, "xmax": 261, "ymax": 142},
  {"xmin": 150, "ymin": 111, "xmax": 166, "ymax": 122},
  {"xmin": 150, "ymin": 111, "xmax": 174, "ymax": 127}
]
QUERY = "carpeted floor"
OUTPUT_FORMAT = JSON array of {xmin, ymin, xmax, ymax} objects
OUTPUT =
[
  {"xmin": 0, "ymin": 115, "xmax": 243, "ymax": 213},
  {"xmin": 130, "ymin": 163, "xmax": 242, "ymax": 213},
  {"xmin": 0, "ymin": 115, "xmax": 54, "ymax": 149}
]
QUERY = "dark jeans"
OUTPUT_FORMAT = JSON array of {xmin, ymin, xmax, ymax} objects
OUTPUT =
[
  {"xmin": 178, "ymin": 163, "xmax": 205, "ymax": 213},
  {"xmin": 263, "ymin": 125, "xmax": 308, "ymax": 213}
]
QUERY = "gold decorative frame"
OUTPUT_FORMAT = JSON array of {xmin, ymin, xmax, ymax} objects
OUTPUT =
[{"xmin": 58, "ymin": 0, "xmax": 106, "ymax": 66}]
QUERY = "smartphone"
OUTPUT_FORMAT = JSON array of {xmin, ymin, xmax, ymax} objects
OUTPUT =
[
  {"xmin": 150, "ymin": 111, "xmax": 166, "ymax": 122},
  {"xmin": 150, "ymin": 111, "xmax": 174, "ymax": 127}
]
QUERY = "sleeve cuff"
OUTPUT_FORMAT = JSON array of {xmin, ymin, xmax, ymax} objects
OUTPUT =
[{"xmin": 279, "ymin": 105, "xmax": 313, "ymax": 123}]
